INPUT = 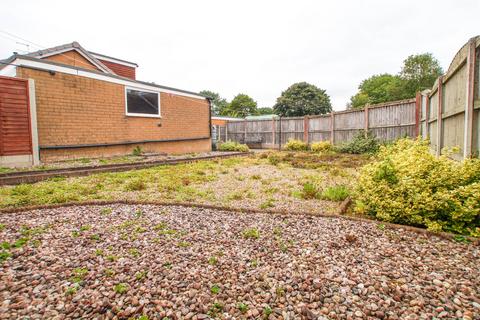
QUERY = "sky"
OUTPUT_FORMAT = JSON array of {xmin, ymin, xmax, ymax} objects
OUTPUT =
[{"xmin": 1, "ymin": 0, "xmax": 479, "ymax": 110}]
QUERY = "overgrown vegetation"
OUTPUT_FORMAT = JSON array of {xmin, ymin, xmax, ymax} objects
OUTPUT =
[
  {"xmin": 355, "ymin": 138, "xmax": 480, "ymax": 236},
  {"xmin": 335, "ymin": 131, "xmax": 379, "ymax": 154},
  {"xmin": 310, "ymin": 141, "xmax": 333, "ymax": 153},
  {"xmin": 284, "ymin": 139, "xmax": 308, "ymax": 151},
  {"xmin": 218, "ymin": 141, "xmax": 250, "ymax": 152}
]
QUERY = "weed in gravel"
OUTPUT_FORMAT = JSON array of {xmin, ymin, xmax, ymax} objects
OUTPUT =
[
  {"xmin": 135, "ymin": 270, "xmax": 148, "ymax": 281},
  {"xmin": 210, "ymin": 285, "xmax": 221, "ymax": 294},
  {"xmin": 0, "ymin": 250, "xmax": 11, "ymax": 262},
  {"xmin": 95, "ymin": 249, "xmax": 104, "ymax": 256},
  {"xmin": 208, "ymin": 256, "xmax": 218, "ymax": 265},
  {"xmin": 106, "ymin": 254, "xmax": 118, "ymax": 262},
  {"xmin": 242, "ymin": 227, "xmax": 260, "ymax": 239},
  {"xmin": 178, "ymin": 241, "xmax": 191, "ymax": 248},
  {"xmin": 135, "ymin": 226, "xmax": 147, "ymax": 233},
  {"xmin": 154, "ymin": 222, "xmax": 168, "ymax": 230},
  {"xmin": 273, "ymin": 226, "xmax": 282, "ymax": 236},
  {"xmin": 163, "ymin": 262, "xmax": 172, "ymax": 269},
  {"xmin": 70, "ymin": 267, "xmax": 88, "ymax": 283},
  {"xmin": 320, "ymin": 185, "xmax": 349, "ymax": 201},
  {"xmin": 100, "ymin": 208, "xmax": 112, "ymax": 215},
  {"xmin": 135, "ymin": 209, "xmax": 144, "ymax": 218},
  {"xmin": 113, "ymin": 283, "xmax": 128, "ymax": 294},
  {"xmin": 301, "ymin": 182, "xmax": 319, "ymax": 199},
  {"xmin": 276, "ymin": 286, "xmax": 285, "ymax": 297},
  {"xmin": 250, "ymin": 259, "xmax": 259, "ymax": 267},
  {"xmin": 79, "ymin": 225, "xmax": 91, "ymax": 232},
  {"xmin": 227, "ymin": 190, "xmax": 244, "ymax": 201},
  {"xmin": 0, "ymin": 224, "xmax": 5, "ymax": 231},
  {"xmin": 90, "ymin": 234, "xmax": 101, "ymax": 241},
  {"xmin": 208, "ymin": 302, "xmax": 224, "ymax": 317},
  {"xmin": 453, "ymin": 235, "xmax": 471, "ymax": 243},
  {"xmin": 137, "ymin": 316, "xmax": 149, "ymax": 320},
  {"xmin": 65, "ymin": 285, "xmax": 78, "ymax": 295},
  {"xmin": 104, "ymin": 268, "xmax": 115, "ymax": 277},
  {"xmin": 237, "ymin": 302, "xmax": 249, "ymax": 313},
  {"xmin": 71, "ymin": 230, "xmax": 80, "ymax": 238},
  {"xmin": 129, "ymin": 248, "xmax": 141, "ymax": 258},
  {"xmin": 377, "ymin": 223, "xmax": 386, "ymax": 230},
  {"xmin": 260, "ymin": 198, "xmax": 275, "ymax": 209},
  {"xmin": 263, "ymin": 306, "xmax": 273, "ymax": 317},
  {"xmin": 279, "ymin": 241, "xmax": 288, "ymax": 253},
  {"xmin": 251, "ymin": 174, "xmax": 261, "ymax": 180}
]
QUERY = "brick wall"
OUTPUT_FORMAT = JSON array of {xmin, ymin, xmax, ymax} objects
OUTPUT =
[
  {"xmin": 16, "ymin": 67, "xmax": 211, "ymax": 161},
  {"xmin": 98, "ymin": 59, "xmax": 136, "ymax": 80},
  {"xmin": 44, "ymin": 51, "xmax": 100, "ymax": 71}
]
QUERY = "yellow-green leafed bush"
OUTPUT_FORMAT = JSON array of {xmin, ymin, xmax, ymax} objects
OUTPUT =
[
  {"xmin": 311, "ymin": 141, "xmax": 333, "ymax": 153},
  {"xmin": 284, "ymin": 139, "xmax": 308, "ymax": 151},
  {"xmin": 218, "ymin": 141, "xmax": 250, "ymax": 152},
  {"xmin": 354, "ymin": 138, "xmax": 480, "ymax": 236}
]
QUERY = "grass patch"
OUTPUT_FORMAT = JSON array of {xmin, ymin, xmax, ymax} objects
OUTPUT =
[{"xmin": 320, "ymin": 185, "xmax": 350, "ymax": 201}]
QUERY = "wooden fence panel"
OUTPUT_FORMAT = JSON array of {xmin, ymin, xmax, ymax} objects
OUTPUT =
[
  {"xmin": 280, "ymin": 118, "xmax": 303, "ymax": 143},
  {"xmin": 309, "ymin": 116, "xmax": 331, "ymax": 142},
  {"xmin": 369, "ymin": 100, "xmax": 416, "ymax": 142},
  {"xmin": 333, "ymin": 110, "xmax": 364, "ymax": 143}
]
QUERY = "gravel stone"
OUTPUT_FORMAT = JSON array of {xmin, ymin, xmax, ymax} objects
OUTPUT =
[{"xmin": 0, "ymin": 204, "xmax": 479, "ymax": 318}]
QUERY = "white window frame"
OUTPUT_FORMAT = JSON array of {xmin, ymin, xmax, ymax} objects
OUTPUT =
[{"xmin": 125, "ymin": 86, "xmax": 161, "ymax": 118}]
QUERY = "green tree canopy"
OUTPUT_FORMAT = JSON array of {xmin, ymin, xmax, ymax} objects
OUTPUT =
[
  {"xmin": 273, "ymin": 82, "xmax": 332, "ymax": 117},
  {"xmin": 349, "ymin": 53, "xmax": 443, "ymax": 109},
  {"xmin": 256, "ymin": 107, "xmax": 274, "ymax": 115},
  {"xmin": 400, "ymin": 53, "xmax": 443, "ymax": 97},
  {"xmin": 224, "ymin": 94, "xmax": 257, "ymax": 117},
  {"xmin": 199, "ymin": 90, "xmax": 228, "ymax": 115}
]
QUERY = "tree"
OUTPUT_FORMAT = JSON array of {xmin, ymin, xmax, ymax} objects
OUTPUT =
[
  {"xmin": 224, "ymin": 94, "xmax": 257, "ymax": 117},
  {"xmin": 256, "ymin": 107, "xmax": 274, "ymax": 115},
  {"xmin": 349, "ymin": 74, "xmax": 407, "ymax": 109},
  {"xmin": 399, "ymin": 53, "xmax": 443, "ymax": 97},
  {"xmin": 273, "ymin": 82, "xmax": 332, "ymax": 117},
  {"xmin": 349, "ymin": 53, "xmax": 443, "ymax": 109},
  {"xmin": 199, "ymin": 90, "xmax": 228, "ymax": 115}
]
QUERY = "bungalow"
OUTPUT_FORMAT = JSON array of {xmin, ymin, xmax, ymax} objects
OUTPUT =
[{"xmin": 0, "ymin": 42, "xmax": 211, "ymax": 166}]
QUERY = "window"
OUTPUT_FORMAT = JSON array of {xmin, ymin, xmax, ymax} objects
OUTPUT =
[{"xmin": 125, "ymin": 87, "xmax": 160, "ymax": 117}]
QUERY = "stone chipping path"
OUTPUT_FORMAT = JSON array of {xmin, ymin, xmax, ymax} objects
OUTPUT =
[{"xmin": 0, "ymin": 204, "xmax": 479, "ymax": 319}]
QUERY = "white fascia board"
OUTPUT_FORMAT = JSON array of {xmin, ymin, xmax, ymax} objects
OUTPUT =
[
  {"xmin": 0, "ymin": 64, "xmax": 16, "ymax": 77},
  {"xmin": 91, "ymin": 54, "xmax": 138, "ymax": 68},
  {"xmin": 14, "ymin": 58, "xmax": 207, "ymax": 100}
]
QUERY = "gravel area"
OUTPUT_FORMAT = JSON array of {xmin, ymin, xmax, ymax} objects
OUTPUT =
[{"xmin": 1, "ymin": 204, "xmax": 479, "ymax": 319}]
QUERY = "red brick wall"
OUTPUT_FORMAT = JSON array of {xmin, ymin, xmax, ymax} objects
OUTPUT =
[
  {"xmin": 98, "ymin": 59, "xmax": 136, "ymax": 80},
  {"xmin": 44, "ymin": 51, "xmax": 100, "ymax": 71},
  {"xmin": 16, "ymin": 67, "xmax": 211, "ymax": 161}
]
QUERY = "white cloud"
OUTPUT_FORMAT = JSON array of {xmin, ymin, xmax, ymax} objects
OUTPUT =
[{"xmin": 1, "ymin": 0, "xmax": 479, "ymax": 110}]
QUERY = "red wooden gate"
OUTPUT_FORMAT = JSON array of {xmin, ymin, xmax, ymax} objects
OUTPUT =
[{"xmin": 0, "ymin": 76, "xmax": 32, "ymax": 157}]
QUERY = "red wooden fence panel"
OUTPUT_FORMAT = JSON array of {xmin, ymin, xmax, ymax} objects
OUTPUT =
[{"xmin": 0, "ymin": 76, "xmax": 32, "ymax": 156}]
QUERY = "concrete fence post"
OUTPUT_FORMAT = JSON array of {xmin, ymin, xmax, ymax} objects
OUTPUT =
[
  {"xmin": 364, "ymin": 104, "xmax": 370, "ymax": 137},
  {"xmin": 464, "ymin": 38, "xmax": 476, "ymax": 158},
  {"xmin": 303, "ymin": 116, "xmax": 309, "ymax": 144},
  {"xmin": 330, "ymin": 112, "xmax": 335, "ymax": 144},
  {"xmin": 436, "ymin": 76, "xmax": 444, "ymax": 156},
  {"xmin": 272, "ymin": 118, "xmax": 276, "ymax": 148},
  {"xmin": 415, "ymin": 92, "xmax": 421, "ymax": 137},
  {"xmin": 244, "ymin": 120, "xmax": 247, "ymax": 144},
  {"xmin": 28, "ymin": 79, "xmax": 40, "ymax": 166}
]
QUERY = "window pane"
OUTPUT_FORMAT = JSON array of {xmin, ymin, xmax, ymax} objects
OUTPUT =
[{"xmin": 127, "ymin": 89, "xmax": 159, "ymax": 115}]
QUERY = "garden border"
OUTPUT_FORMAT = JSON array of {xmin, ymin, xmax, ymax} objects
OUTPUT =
[
  {"xmin": 0, "ymin": 200, "xmax": 477, "ymax": 244},
  {"xmin": 0, "ymin": 152, "xmax": 252, "ymax": 186}
]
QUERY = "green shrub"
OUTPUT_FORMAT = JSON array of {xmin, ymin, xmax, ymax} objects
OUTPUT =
[
  {"xmin": 125, "ymin": 179, "xmax": 146, "ymax": 191},
  {"xmin": 218, "ymin": 141, "xmax": 250, "ymax": 152},
  {"xmin": 336, "ymin": 131, "xmax": 379, "ymax": 154},
  {"xmin": 284, "ymin": 139, "xmax": 308, "ymax": 151},
  {"xmin": 321, "ymin": 185, "xmax": 349, "ymax": 201},
  {"xmin": 267, "ymin": 153, "xmax": 282, "ymax": 165},
  {"xmin": 132, "ymin": 146, "xmax": 143, "ymax": 156},
  {"xmin": 311, "ymin": 141, "xmax": 333, "ymax": 153},
  {"xmin": 354, "ymin": 138, "xmax": 480, "ymax": 236},
  {"xmin": 301, "ymin": 182, "xmax": 319, "ymax": 199}
]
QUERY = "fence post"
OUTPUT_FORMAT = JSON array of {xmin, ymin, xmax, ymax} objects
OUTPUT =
[
  {"xmin": 364, "ymin": 104, "xmax": 370, "ymax": 137},
  {"xmin": 436, "ymin": 76, "xmax": 444, "ymax": 156},
  {"xmin": 464, "ymin": 38, "xmax": 476, "ymax": 158},
  {"xmin": 415, "ymin": 92, "xmax": 421, "ymax": 137},
  {"xmin": 424, "ymin": 92, "xmax": 430, "ymax": 140},
  {"xmin": 303, "ymin": 116, "xmax": 309, "ymax": 144},
  {"xmin": 330, "ymin": 112, "xmax": 335, "ymax": 144},
  {"xmin": 272, "ymin": 118, "xmax": 276, "ymax": 148},
  {"xmin": 225, "ymin": 123, "xmax": 228, "ymax": 141},
  {"xmin": 244, "ymin": 120, "xmax": 247, "ymax": 144}
]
